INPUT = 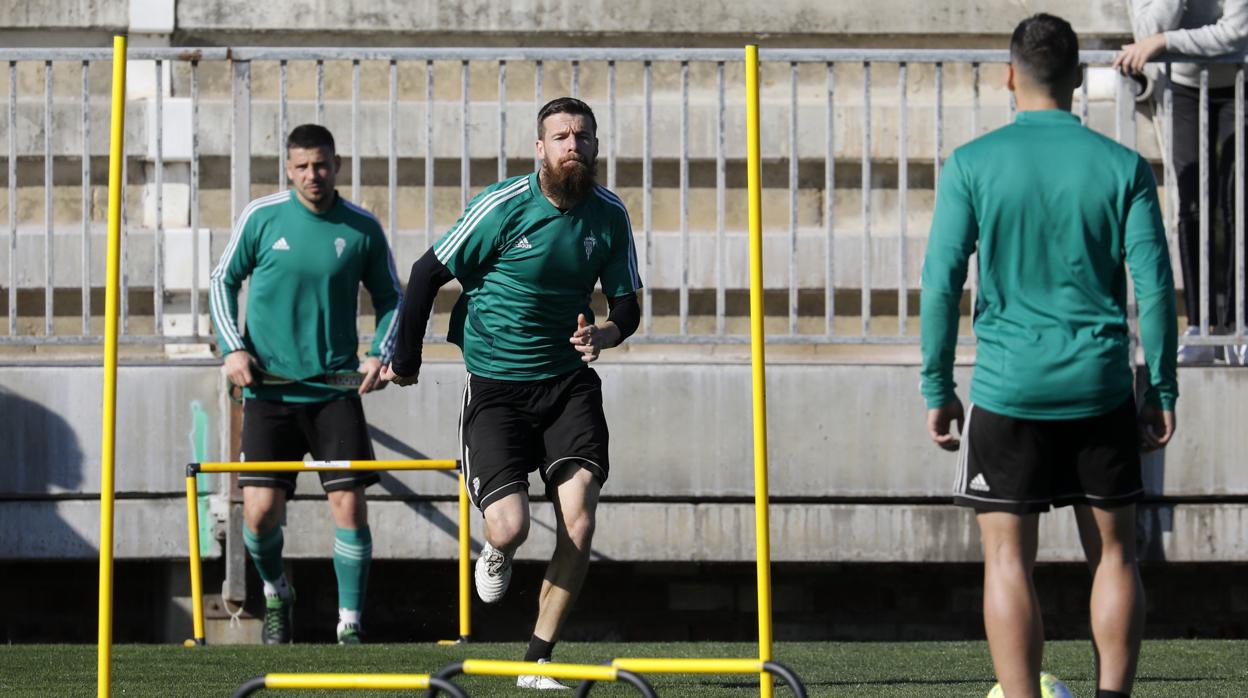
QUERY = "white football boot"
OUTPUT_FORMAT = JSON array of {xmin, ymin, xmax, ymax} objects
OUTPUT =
[
  {"xmin": 516, "ymin": 658, "xmax": 571, "ymax": 690},
  {"xmin": 474, "ymin": 542, "xmax": 512, "ymax": 604}
]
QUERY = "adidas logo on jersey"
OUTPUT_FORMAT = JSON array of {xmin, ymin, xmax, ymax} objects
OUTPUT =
[
  {"xmin": 271, "ymin": 237, "xmax": 290, "ymax": 251},
  {"xmin": 512, "ymin": 235, "xmax": 532, "ymax": 250},
  {"xmin": 969, "ymin": 473, "xmax": 990, "ymax": 492}
]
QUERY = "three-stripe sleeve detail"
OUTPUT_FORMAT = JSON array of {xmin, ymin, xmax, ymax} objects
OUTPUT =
[
  {"xmin": 209, "ymin": 191, "xmax": 288, "ymax": 353},
  {"xmin": 343, "ymin": 198, "xmax": 405, "ymax": 362},
  {"xmin": 434, "ymin": 178, "xmax": 530, "ymax": 265},
  {"xmin": 593, "ymin": 185, "xmax": 643, "ymax": 291}
]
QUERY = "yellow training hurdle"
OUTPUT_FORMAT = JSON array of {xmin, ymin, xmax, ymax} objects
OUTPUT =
[
  {"xmin": 599, "ymin": 658, "xmax": 807, "ymax": 697},
  {"xmin": 431, "ymin": 660, "xmax": 658, "ymax": 697},
  {"xmin": 231, "ymin": 673, "xmax": 467, "ymax": 698},
  {"xmin": 183, "ymin": 458, "xmax": 470, "ymax": 646}
]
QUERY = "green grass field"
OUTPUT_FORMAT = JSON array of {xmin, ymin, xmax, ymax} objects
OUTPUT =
[{"xmin": 1, "ymin": 640, "xmax": 1245, "ymax": 697}]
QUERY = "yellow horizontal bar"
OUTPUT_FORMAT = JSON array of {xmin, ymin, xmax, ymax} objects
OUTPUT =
[
  {"xmin": 265, "ymin": 673, "xmax": 430, "ymax": 689},
  {"xmin": 612, "ymin": 658, "xmax": 765, "ymax": 674},
  {"xmin": 198, "ymin": 460, "xmax": 457, "ymax": 473},
  {"xmin": 461, "ymin": 660, "xmax": 618, "ymax": 682}
]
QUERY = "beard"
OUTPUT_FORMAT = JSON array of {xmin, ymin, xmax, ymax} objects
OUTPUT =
[{"xmin": 540, "ymin": 152, "xmax": 597, "ymax": 205}]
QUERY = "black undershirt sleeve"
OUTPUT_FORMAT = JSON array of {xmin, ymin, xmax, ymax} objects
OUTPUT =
[
  {"xmin": 390, "ymin": 247, "xmax": 455, "ymax": 380},
  {"xmin": 606, "ymin": 292, "xmax": 640, "ymax": 345}
]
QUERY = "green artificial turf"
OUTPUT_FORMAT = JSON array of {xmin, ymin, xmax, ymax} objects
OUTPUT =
[{"xmin": 1, "ymin": 640, "xmax": 1244, "ymax": 697}]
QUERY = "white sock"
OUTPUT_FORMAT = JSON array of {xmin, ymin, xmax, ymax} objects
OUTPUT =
[
  {"xmin": 263, "ymin": 575, "xmax": 291, "ymax": 600},
  {"xmin": 338, "ymin": 608, "xmax": 361, "ymax": 626}
]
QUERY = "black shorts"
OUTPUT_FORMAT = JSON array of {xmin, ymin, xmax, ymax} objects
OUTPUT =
[
  {"xmin": 953, "ymin": 398, "xmax": 1144, "ymax": 514},
  {"xmin": 239, "ymin": 396, "xmax": 380, "ymax": 497},
  {"xmin": 460, "ymin": 367, "xmax": 609, "ymax": 510}
]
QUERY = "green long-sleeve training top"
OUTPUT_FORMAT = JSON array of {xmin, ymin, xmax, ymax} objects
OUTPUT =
[
  {"xmin": 920, "ymin": 109, "xmax": 1178, "ymax": 419},
  {"xmin": 210, "ymin": 190, "xmax": 402, "ymax": 403}
]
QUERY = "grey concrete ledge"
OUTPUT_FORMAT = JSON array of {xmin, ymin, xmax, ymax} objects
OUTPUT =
[{"xmin": 3, "ymin": 499, "xmax": 1243, "ymax": 563}]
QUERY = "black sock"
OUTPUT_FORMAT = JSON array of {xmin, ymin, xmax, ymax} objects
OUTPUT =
[
  {"xmin": 523, "ymin": 634, "xmax": 556, "ymax": 662},
  {"xmin": 1097, "ymin": 691, "xmax": 1130, "ymax": 698}
]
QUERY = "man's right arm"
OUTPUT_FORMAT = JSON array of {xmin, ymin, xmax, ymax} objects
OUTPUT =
[
  {"xmin": 1163, "ymin": 0, "xmax": 1248, "ymax": 56},
  {"xmin": 209, "ymin": 209, "xmax": 261, "ymax": 387},
  {"xmin": 387, "ymin": 181, "xmax": 518, "ymax": 382},
  {"xmin": 919, "ymin": 151, "xmax": 978, "ymax": 411},
  {"xmin": 1128, "ymin": 0, "xmax": 1183, "ymax": 39},
  {"xmin": 1124, "ymin": 155, "xmax": 1179, "ymax": 415},
  {"xmin": 209, "ymin": 210, "xmax": 258, "ymax": 357},
  {"xmin": 388, "ymin": 247, "xmax": 455, "ymax": 381}
]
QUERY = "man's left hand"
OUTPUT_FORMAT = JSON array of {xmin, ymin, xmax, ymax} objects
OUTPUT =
[
  {"xmin": 357, "ymin": 356, "xmax": 388, "ymax": 394},
  {"xmin": 569, "ymin": 313, "xmax": 620, "ymax": 363}
]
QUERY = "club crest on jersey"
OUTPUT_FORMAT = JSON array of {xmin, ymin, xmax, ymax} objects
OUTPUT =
[
  {"xmin": 583, "ymin": 235, "xmax": 596, "ymax": 260},
  {"xmin": 334, "ymin": 237, "xmax": 346, "ymax": 258}
]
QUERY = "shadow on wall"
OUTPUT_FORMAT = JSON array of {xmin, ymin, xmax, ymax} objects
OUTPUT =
[
  {"xmin": 0, "ymin": 386, "xmax": 97, "ymax": 641},
  {"xmin": 0, "ymin": 386, "xmax": 92, "ymax": 556},
  {"xmin": 369, "ymin": 424, "xmax": 481, "ymax": 554},
  {"xmin": 0, "ymin": 385, "xmax": 87, "ymax": 485},
  {"xmin": 0, "ymin": 386, "xmax": 86, "ymax": 490},
  {"xmin": 0, "ymin": 384, "xmax": 91, "ymax": 549}
]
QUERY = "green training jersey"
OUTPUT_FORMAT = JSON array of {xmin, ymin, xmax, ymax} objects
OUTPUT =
[
  {"xmin": 210, "ymin": 190, "xmax": 402, "ymax": 403},
  {"xmin": 434, "ymin": 172, "xmax": 643, "ymax": 381},
  {"xmin": 920, "ymin": 110, "xmax": 1178, "ymax": 419}
]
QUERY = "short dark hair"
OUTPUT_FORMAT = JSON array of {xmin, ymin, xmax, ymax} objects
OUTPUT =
[
  {"xmin": 1010, "ymin": 13, "xmax": 1080, "ymax": 89},
  {"xmin": 537, "ymin": 97, "xmax": 597, "ymax": 138},
  {"xmin": 286, "ymin": 124, "xmax": 336, "ymax": 154}
]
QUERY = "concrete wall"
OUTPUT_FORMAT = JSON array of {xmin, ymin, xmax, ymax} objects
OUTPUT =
[
  {"xmin": 175, "ymin": 0, "xmax": 1127, "ymax": 38},
  {"xmin": 1, "ymin": 1, "xmax": 1134, "ymax": 46},
  {"xmin": 3, "ymin": 361, "xmax": 1246, "ymax": 564},
  {"xmin": 0, "ymin": 1, "xmax": 126, "ymax": 33}
]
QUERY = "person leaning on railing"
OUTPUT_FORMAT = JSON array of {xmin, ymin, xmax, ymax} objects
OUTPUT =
[{"xmin": 1116, "ymin": 0, "xmax": 1248, "ymax": 364}]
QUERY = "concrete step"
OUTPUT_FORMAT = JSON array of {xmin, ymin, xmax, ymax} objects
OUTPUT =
[{"xmin": 0, "ymin": 223, "xmax": 1191, "ymax": 295}]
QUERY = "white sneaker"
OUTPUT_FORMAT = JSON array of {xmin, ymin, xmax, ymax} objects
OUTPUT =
[
  {"xmin": 1177, "ymin": 326, "xmax": 1216, "ymax": 364},
  {"xmin": 517, "ymin": 658, "xmax": 571, "ymax": 690},
  {"xmin": 474, "ymin": 542, "xmax": 512, "ymax": 604}
]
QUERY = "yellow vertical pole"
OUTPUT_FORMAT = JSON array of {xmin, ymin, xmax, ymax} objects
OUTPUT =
[
  {"xmin": 185, "ymin": 472, "xmax": 206, "ymax": 645},
  {"xmin": 745, "ymin": 44, "xmax": 775, "ymax": 698},
  {"xmin": 98, "ymin": 34, "xmax": 127, "ymax": 698},
  {"xmin": 458, "ymin": 470, "xmax": 471, "ymax": 640}
]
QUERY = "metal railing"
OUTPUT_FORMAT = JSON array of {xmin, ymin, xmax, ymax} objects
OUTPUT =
[{"xmin": 0, "ymin": 47, "xmax": 1240, "ymax": 349}]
